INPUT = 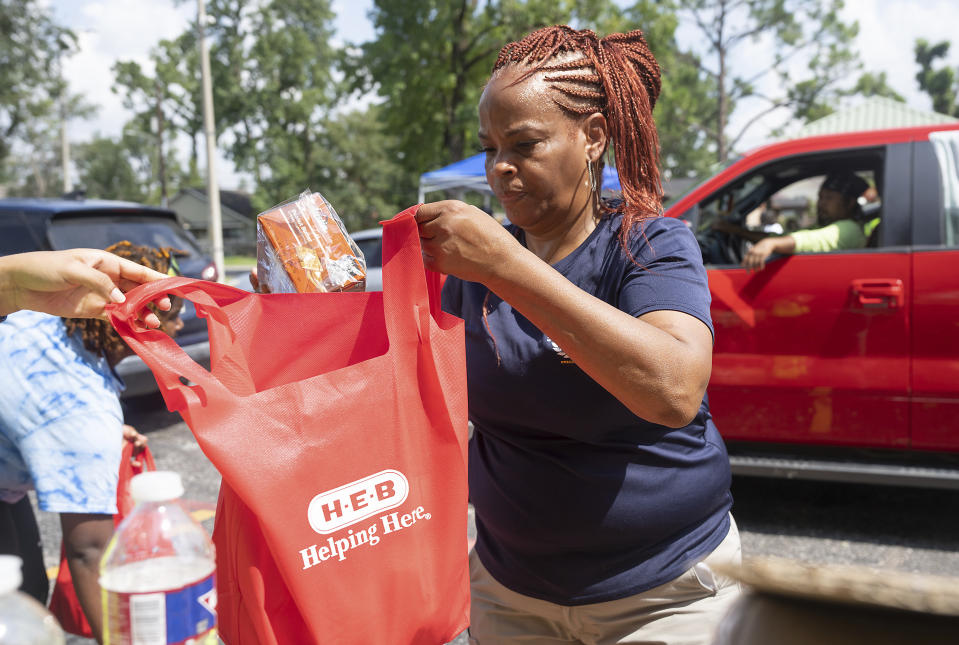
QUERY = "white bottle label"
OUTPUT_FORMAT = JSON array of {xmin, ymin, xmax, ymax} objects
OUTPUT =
[{"xmin": 103, "ymin": 572, "xmax": 216, "ymax": 645}]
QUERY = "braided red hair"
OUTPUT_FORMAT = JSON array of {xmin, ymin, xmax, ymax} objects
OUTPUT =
[{"xmin": 492, "ymin": 25, "xmax": 663, "ymax": 249}]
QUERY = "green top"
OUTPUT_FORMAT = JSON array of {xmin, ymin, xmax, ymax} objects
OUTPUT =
[{"xmin": 790, "ymin": 218, "xmax": 870, "ymax": 253}]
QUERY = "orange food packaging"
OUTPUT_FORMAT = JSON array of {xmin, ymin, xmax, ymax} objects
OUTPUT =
[{"xmin": 256, "ymin": 191, "xmax": 366, "ymax": 293}]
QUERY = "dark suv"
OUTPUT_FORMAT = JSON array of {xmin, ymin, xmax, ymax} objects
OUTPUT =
[{"xmin": 0, "ymin": 197, "xmax": 214, "ymax": 397}]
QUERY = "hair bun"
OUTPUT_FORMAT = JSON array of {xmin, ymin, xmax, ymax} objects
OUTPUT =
[{"xmin": 599, "ymin": 30, "xmax": 661, "ymax": 108}]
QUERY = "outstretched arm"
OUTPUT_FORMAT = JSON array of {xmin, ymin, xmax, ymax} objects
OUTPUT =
[
  {"xmin": 0, "ymin": 249, "xmax": 170, "ymax": 326},
  {"xmin": 712, "ymin": 219, "xmax": 770, "ymax": 244},
  {"xmin": 741, "ymin": 235, "xmax": 796, "ymax": 272}
]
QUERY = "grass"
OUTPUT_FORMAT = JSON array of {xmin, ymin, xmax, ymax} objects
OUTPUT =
[{"xmin": 223, "ymin": 255, "xmax": 256, "ymax": 267}]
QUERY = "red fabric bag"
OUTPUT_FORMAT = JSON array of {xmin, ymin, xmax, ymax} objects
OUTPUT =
[
  {"xmin": 110, "ymin": 208, "xmax": 470, "ymax": 644},
  {"xmin": 48, "ymin": 441, "xmax": 156, "ymax": 637}
]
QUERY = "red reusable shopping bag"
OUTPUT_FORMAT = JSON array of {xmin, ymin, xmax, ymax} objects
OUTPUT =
[
  {"xmin": 110, "ymin": 208, "xmax": 470, "ymax": 645},
  {"xmin": 48, "ymin": 441, "xmax": 156, "ymax": 637}
]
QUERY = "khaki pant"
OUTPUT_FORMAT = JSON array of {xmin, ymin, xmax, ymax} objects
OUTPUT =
[{"xmin": 468, "ymin": 516, "xmax": 742, "ymax": 645}]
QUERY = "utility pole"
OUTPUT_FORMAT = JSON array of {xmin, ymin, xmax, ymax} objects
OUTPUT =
[{"xmin": 198, "ymin": 0, "xmax": 224, "ymax": 282}]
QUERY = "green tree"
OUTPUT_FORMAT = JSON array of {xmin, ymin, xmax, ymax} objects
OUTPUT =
[
  {"xmin": 915, "ymin": 39, "xmax": 959, "ymax": 118},
  {"xmin": 848, "ymin": 72, "xmax": 903, "ymax": 102},
  {"xmin": 112, "ymin": 33, "xmax": 204, "ymax": 205},
  {"xmin": 349, "ymin": 0, "xmax": 619, "ymax": 183},
  {"xmin": 782, "ymin": 70, "xmax": 904, "ymax": 125},
  {"xmin": 74, "ymin": 136, "xmax": 147, "ymax": 202},
  {"xmin": 674, "ymin": 0, "xmax": 861, "ymax": 163},
  {"xmin": 620, "ymin": 1, "xmax": 717, "ymax": 179},
  {"xmin": 0, "ymin": 0, "xmax": 76, "ymax": 179},
  {"xmin": 201, "ymin": 0, "xmax": 340, "ymax": 210},
  {"xmin": 5, "ymin": 92, "xmax": 96, "ymax": 198},
  {"xmin": 317, "ymin": 105, "xmax": 415, "ymax": 229}
]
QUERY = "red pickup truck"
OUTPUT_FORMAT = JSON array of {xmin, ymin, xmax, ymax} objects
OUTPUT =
[{"xmin": 665, "ymin": 124, "xmax": 959, "ymax": 488}]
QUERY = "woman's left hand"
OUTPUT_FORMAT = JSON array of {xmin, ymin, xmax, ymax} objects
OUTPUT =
[{"xmin": 414, "ymin": 200, "xmax": 520, "ymax": 283}]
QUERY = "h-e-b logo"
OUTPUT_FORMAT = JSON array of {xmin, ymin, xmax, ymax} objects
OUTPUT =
[{"xmin": 307, "ymin": 469, "xmax": 409, "ymax": 534}]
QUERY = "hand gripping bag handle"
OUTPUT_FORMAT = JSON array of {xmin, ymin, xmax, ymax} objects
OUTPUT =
[
  {"xmin": 109, "ymin": 276, "xmax": 248, "ymax": 412},
  {"xmin": 380, "ymin": 205, "xmax": 437, "ymax": 345},
  {"xmin": 110, "ymin": 207, "xmax": 440, "ymax": 413},
  {"xmin": 116, "ymin": 440, "xmax": 157, "ymax": 516}
]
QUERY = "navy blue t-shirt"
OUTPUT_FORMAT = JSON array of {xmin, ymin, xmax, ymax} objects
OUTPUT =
[{"xmin": 442, "ymin": 212, "xmax": 733, "ymax": 605}]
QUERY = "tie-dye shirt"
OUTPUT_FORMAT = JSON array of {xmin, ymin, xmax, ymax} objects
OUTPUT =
[{"xmin": 0, "ymin": 311, "xmax": 124, "ymax": 514}]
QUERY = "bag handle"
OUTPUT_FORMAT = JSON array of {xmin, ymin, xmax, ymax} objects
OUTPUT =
[
  {"xmin": 110, "ymin": 277, "xmax": 245, "ymax": 412},
  {"xmin": 112, "ymin": 210, "xmax": 439, "ymax": 410},
  {"xmin": 127, "ymin": 440, "xmax": 157, "ymax": 474},
  {"xmin": 380, "ymin": 206, "xmax": 443, "ymax": 345},
  {"xmin": 117, "ymin": 442, "xmax": 156, "ymax": 517}
]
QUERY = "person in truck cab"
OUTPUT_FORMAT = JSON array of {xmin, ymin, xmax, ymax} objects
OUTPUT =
[{"xmin": 714, "ymin": 171, "xmax": 876, "ymax": 271}]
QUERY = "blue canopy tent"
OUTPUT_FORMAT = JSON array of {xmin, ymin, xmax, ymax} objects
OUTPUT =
[{"xmin": 418, "ymin": 152, "xmax": 621, "ymax": 203}]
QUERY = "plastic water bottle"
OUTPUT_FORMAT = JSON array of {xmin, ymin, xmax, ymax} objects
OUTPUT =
[
  {"xmin": 99, "ymin": 471, "xmax": 217, "ymax": 645},
  {"xmin": 0, "ymin": 555, "xmax": 65, "ymax": 645}
]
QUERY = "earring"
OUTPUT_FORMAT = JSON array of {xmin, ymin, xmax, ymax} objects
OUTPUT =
[{"xmin": 587, "ymin": 160, "xmax": 596, "ymax": 193}]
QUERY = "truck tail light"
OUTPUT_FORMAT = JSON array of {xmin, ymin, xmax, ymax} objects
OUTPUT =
[{"xmin": 201, "ymin": 262, "xmax": 218, "ymax": 282}]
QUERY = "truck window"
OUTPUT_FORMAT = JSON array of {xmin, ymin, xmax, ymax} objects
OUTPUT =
[
  {"xmin": 689, "ymin": 151, "xmax": 883, "ymax": 265},
  {"xmin": 766, "ymin": 172, "xmax": 880, "ymax": 237},
  {"xmin": 930, "ymin": 131, "xmax": 959, "ymax": 247}
]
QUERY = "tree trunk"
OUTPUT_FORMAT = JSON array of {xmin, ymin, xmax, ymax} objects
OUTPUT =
[
  {"xmin": 155, "ymin": 81, "xmax": 168, "ymax": 206},
  {"xmin": 445, "ymin": 71, "xmax": 467, "ymax": 163},
  {"xmin": 442, "ymin": 0, "xmax": 472, "ymax": 164},
  {"xmin": 303, "ymin": 129, "xmax": 314, "ymax": 187},
  {"xmin": 191, "ymin": 131, "xmax": 199, "ymax": 173},
  {"xmin": 30, "ymin": 154, "xmax": 47, "ymax": 197},
  {"xmin": 243, "ymin": 119, "xmax": 263, "ymax": 187}
]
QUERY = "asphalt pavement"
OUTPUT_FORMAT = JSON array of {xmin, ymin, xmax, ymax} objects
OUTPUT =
[{"xmin": 29, "ymin": 392, "xmax": 959, "ymax": 643}]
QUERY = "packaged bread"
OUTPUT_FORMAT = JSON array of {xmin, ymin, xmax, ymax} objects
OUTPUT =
[{"xmin": 256, "ymin": 191, "xmax": 366, "ymax": 293}]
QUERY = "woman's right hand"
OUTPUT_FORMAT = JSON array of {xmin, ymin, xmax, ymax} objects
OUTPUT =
[{"xmin": 414, "ymin": 200, "xmax": 520, "ymax": 284}]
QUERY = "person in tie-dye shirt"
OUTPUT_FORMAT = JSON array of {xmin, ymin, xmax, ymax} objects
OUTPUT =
[{"xmin": 0, "ymin": 242, "xmax": 183, "ymax": 639}]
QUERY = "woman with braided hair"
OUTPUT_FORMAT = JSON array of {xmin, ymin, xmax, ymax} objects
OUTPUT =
[
  {"xmin": 0, "ymin": 241, "xmax": 183, "ymax": 640},
  {"xmin": 416, "ymin": 25, "xmax": 739, "ymax": 644}
]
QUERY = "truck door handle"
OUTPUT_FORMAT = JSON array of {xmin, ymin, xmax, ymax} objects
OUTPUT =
[{"xmin": 850, "ymin": 279, "xmax": 904, "ymax": 309}]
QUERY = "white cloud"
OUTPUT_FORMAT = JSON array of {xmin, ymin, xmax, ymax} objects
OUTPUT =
[
  {"xmin": 52, "ymin": 0, "xmax": 380, "ymax": 189},
  {"xmin": 55, "ymin": 0, "xmax": 193, "ymax": 139},
  {"xmin": 49, "ymin": 0, "xmax": 959, "ymax": 175},
  {"xmin": 51, "ymin": 0, "xmax": 240, "ymax": 186},
  {"xmin": 674, "ymin": 0, "xmax": 959, "ymax": 152},
  {"xmin": 330, "ymin": 0, "xmax": 375, "ymax": 45},
  {"xmin": 849, "ymin": 0, "xmax": 959, "ymax": 110}
]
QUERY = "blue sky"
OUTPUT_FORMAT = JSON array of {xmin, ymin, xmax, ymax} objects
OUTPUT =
[{"xmin": 45, "ymin": 0, "xmax": 959, "ymax": 187}]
